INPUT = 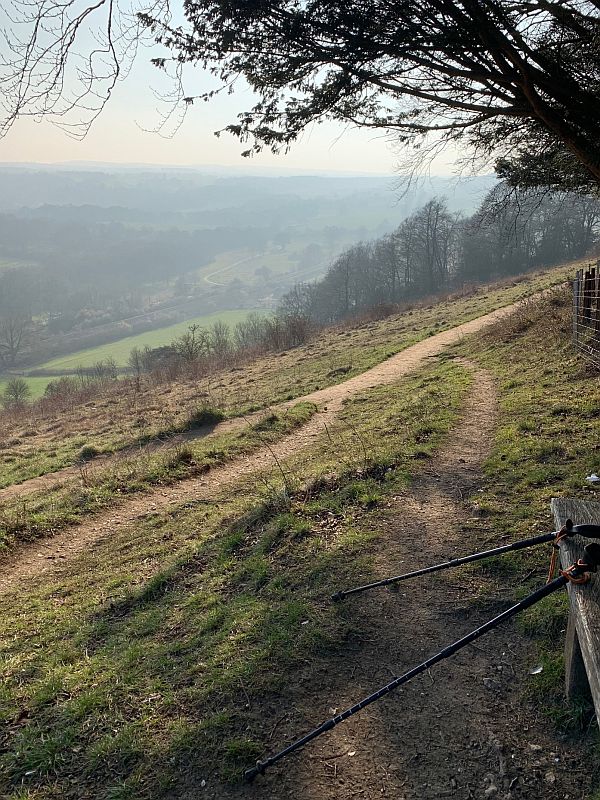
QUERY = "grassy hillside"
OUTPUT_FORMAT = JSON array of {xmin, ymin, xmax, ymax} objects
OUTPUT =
[
  {"xmin": 0, "ymin": 361, "xmax": 475, "ymax": 797},
  {"xmin": 0, "ymin": 262, "xmax": 577, "ymax": 490},
  {"xmin": 0, "ymin": 261, "xmax": 599, "ymax": 799}
]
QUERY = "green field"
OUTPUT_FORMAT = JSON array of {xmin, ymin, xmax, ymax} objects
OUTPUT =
[
  {"xmin": 33, "ymin": 308, "xmax": 266, "ymax": 372},
  {"xmin": 0, "ymin": 257, "xmax": 35, "ymax": 272},
  {"xmin": 0, "ymin": 308, "xmax": 266, "ymax": 399},
  {"xmin": 195, "ymin": 246, "xmax": 314, "ymax": 285}
]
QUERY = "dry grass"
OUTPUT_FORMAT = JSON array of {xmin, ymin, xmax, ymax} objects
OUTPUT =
[{"xmin": 0, "ymin": 260, "xmax": 579, "ymax": 490}]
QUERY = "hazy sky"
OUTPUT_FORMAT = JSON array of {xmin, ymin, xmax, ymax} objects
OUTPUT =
[
  {"xmin": 0, "ymin": 15, "xmax": 460, "ymax": 175},
  {"xmin": 2, "ymin": 110, "xmax": 405, "ymax": 174}
]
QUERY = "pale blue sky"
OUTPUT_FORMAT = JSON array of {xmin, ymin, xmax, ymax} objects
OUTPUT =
[{"xmin": 0, "ymin": 13, "xmax": 460, "ymax": 175}]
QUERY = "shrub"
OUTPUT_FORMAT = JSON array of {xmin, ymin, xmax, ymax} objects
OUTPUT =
[
  {"xmin": 44, "ymin": 376, "xmax": 79, "ymax": 399},
  {"xmin": 1, "ymin": 378, "xmax": 31, "ymax": 409},
  {"xmin": 186, "ymin": 405, "xmax": 226, "ymax": 428},
  {"xmin": 78, "ymin": 444, "xmax": 100, "ymax": 461}
]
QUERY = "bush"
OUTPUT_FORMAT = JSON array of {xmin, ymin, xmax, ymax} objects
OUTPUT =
[
  {"xmin": 44, "ymin": 376, "xmax": 80, "ymax": 399},
  {"xmin": 78, "ymin": 444, "xmax": 100, "ymax": 461},
  {"xmin": 186, "ymin": 405, "xmax": 226, "ymax": 428},
  {"xmin": 1, "ymin": 378, "xmax": 31, "ymax": 409}
]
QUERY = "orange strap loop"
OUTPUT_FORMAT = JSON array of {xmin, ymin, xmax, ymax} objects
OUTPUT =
[
  {"xmin": 546, "ymin": 529, "xmax": 570, "ymax": 585},
  {"xmin": 560, "ymin": 560, "xmax": 592, "ymax": 586}
]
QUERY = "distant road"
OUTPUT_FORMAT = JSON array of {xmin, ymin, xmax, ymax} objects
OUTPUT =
[
  {"xmin": 203, "ymin": 253, "xmax": 263, "ymax": 286},
  {"xmin": 203, "ymin": 252, "xmax": 329, "ymax": 287}
]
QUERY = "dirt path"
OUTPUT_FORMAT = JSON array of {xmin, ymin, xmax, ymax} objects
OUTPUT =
[
  {"xmin": 0, "ymin": 301, "xmax": 517, "ymax": 592},
  {"xmin": 0, "ymin": 300, "xmax": 520, "ymax": 506},
  {"xmin": 196, "ymin": 362, "xmax": 595, "ymax": 800},
  {"xmin": 0, "ymin": 410, "xmax": 272, "ymax": 503}
]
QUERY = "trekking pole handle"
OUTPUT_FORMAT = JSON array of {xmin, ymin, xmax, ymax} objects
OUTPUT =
[{"xmin": 567, "ymin": 522, "xmax": 600, "ymax": 539}]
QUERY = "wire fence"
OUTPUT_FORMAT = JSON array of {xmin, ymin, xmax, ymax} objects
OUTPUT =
[{"xmin": 573, "ymin": 264, "xmax": 600, "ymax": 369}]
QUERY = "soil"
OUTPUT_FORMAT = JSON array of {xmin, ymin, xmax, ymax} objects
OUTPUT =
[{"xmin": 0, "ymin": 301, "xmax": 516, "ymax": 592}]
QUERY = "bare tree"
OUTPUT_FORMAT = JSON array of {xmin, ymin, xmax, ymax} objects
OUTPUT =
[
  {"xmin": 210, "ymin": 320, "xmax": 231, "ymax": 359},
  {"xmin": 172, "ymin": 324, "xmax": 209, "ymax": 363},
  {"xmin": 0, "ymin": 0, "xmax": 171, "ymax": 139},
  {"xmin": 0, "ymin": 316, "xmax": 32, "ymax": 367}
]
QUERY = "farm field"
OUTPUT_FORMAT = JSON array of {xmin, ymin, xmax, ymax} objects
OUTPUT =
[
  {"xmin": 32, "ymin": 309, "xmax": 267, "ymax": 372},
  {"xmin": 0, "ymin": 309, "xmax": 267, "ymax": 399},
  {"xmin": 0, "ymin": 257, "xmax": 35, "ymax": 271}
]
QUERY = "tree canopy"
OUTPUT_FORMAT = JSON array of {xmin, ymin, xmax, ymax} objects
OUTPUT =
[{"xmin": 2, "ymin": 1, "xmax": 600, "ymax": 189}]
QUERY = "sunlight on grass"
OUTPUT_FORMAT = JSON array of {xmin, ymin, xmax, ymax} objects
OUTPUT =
[{"xmin": 0, "ymin": 360, "xmax": 470, "ymax": 798}]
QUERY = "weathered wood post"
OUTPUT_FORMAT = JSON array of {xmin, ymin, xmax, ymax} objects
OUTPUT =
[
  {"xmin": 573, "ymin": 270, "xmax": 581, "ymax": 347},
  {"xmin": 583, "ymin": 268, "xmax": 593, "ymax": 322},
  {"xmin": 551, "ymin": 498, "xmax": 600, "ymax": 724},
  {"xmin": 594, "ymin": 264, "xmax": 600, "ymax": 338}
]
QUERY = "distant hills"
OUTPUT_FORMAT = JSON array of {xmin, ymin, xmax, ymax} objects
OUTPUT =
[{"xmin": 0, "ymin": 164, "xmax": 496, "ymax": 219}]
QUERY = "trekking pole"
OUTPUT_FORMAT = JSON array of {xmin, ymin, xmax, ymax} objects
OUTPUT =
[
  {"xmin": 244, "ymin": 542, "xmax": 600, "ymax": 783},
  {"xmin": 331, "ymin": 520, "xmax": 600, "ymax": 602}
]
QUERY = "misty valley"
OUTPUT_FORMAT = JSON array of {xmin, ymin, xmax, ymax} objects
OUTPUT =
[{"xmin": 0, "ymin": 165, "xmax": 497, "ymax": 398}]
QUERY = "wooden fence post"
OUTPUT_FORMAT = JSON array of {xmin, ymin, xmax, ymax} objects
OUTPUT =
[
  {"xmin": 571, "ymin": 264, "xmax": 600, "ymax": 366},
  {"xmin": 595, "ymin": 267, "xmax": 600, "ymax": 337},
  {"xmin": 551, "ymin": 498, "xmax": 600, "ymax": 723},
  {"xmin": 573, "ymin": 272, "xmax": 580, "ymax": 346}
]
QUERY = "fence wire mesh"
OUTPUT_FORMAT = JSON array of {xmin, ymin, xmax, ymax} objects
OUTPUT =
[{"xmin": 573, "ymin": 264, "xmax": 600, "ymax": 369}]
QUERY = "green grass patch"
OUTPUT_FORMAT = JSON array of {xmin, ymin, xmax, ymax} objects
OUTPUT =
[
  {"xmin": 0, "ymin": 359, "xmax": 471, "ymax": 798},
  {"xmin": 184, "ymin": 404, "xmax": 226, "ymax": 428},
  {"xmin": 33, "ymin": 309, "xmax": 265, "ymax": 371},
  {"xmin": 0, "ymin": 402, "xmax": 317, "ymax": 554},
  {"xmin": 454, "ymin": 285, "xmax": 598, "ymax": 564},
  {"xmin": 452, "ymin": 285, "xmax": 599, "ymax": 747}
]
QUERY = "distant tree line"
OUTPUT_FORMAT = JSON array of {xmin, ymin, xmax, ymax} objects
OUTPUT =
[
  {"xmin": 0, "ymin": 214, "xmax": 268, "ymax": 313},
  {"xmin": 280, "ymin": 187, "xmax": 600, "ymax": 324},
  {"xmin": 0, "ymin": 215, "xmax": 271, "ymax": 366}
]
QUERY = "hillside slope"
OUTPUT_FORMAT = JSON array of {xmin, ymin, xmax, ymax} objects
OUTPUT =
[{"xmin": 0, "ymin": 269, "xmax": 598, "ymax": 800}]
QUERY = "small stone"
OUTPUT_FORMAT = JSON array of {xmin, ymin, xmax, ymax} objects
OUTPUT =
[
  {"xmin": 484, "ymin": 785, "xmax": 498, "ymax": 797},
  {"xmin": 544, "ymin": 772, "xmax": 556, "ymax": 785}
]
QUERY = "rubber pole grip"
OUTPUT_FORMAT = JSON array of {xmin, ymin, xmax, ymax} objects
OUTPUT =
[{"xmin": 573, "ymin": 524, "xmax": 600, "ymax": 540}]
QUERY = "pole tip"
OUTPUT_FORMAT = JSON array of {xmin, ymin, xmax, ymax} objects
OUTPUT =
[
  {"xmin": 244, "ymin": 762, "xmax": 265, "ymax": 783},
  {"xmin": 331, "ymin": 591, "xmax": 344, "ymax": 602}
]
